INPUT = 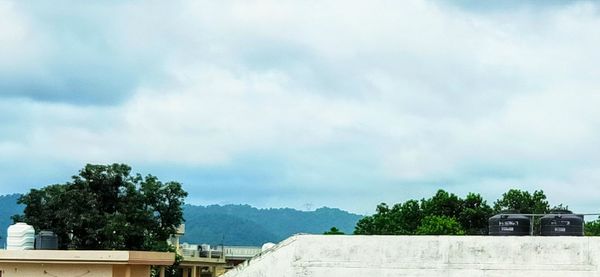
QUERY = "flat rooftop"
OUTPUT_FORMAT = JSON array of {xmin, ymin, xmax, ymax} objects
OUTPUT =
[{"xmin": 223, "ymin": 235, "xmax": 600, "ymax": 277}]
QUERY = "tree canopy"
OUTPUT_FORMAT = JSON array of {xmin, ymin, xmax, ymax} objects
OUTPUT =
[
  {"xmin": 324, "ymin": 227, "xmax": 345, "ymax": 235},
  {"xmin": 416, "ymin": 216, "xmax": 465, "ymax": 235},
  {"xmin": 355, "ymin": 190, "xmax": 493, "ymax": 235},
  {"xmin": 354, "ymin": 189, "xmax": 600, "ymax": 236},
  {"xmin": 13, "ymin": 163, "xmax": 188, "ymax": 251},
  {"xmin": 354, "ymin": 189, "xmax": 558, "ymax": 236},
  {"xmin": 459, "ymin": 193, "xmax": 493, "ymax": 235},
  {"xmin": 493, "ymin": 189, "xmax": 549, "ymax": 214},
  {"xmin": 586, "ymin": 217, "xmax": 600, "ymax": 236}
]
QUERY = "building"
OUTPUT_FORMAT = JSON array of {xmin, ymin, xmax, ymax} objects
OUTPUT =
[
  {"xmin": 223, "ymin": 246, "xmax": 262, "ymax": 266},
  {"xmin": 178, "ymin": 243, "xmax": 262, "ymax": 276},
  {"xmin": 0, "ymin": 250, "xmax": 174, "ymax": 277},
  {"xmin": 223, "ymin": 234, "xmax": 600, "ymax": 277},
  {"xmin": 172, "ymin": 224, "xmax": 263, "ymax": 276},
  {"xmin": 178, "ymin": 244, "xmax": 227, "ymax": 277}
]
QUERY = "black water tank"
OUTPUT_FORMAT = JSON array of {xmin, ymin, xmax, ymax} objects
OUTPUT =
[
  {"xmin": 489, "ymin": 214, "xmax": 531, "ymax": 236},
  {"xmin": 541, "ymin": 212, "xmax": 584, "ymax": 236},
  {"xmin": 35, "ymin": 230, "xmax": 59, "ymax": 250}
]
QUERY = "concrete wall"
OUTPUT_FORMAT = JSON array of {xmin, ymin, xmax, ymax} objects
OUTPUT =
[
  {"xmin": 0, "ymin": 263, "xmax": 152, "ymax": 277},
  {"xmin": 113, "ymin": 265, "xmax": 151, "ymax": 277},
  {"xmin": 0, "ymin": 263, "xmax": 113, "ymax": 277},
  {"xmin": 222, "ymin": 235, "xmax": 600, "ymax": 277}
]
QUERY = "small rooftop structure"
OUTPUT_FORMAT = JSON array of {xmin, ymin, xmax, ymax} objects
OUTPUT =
[
  {"xmin": 177, "ymin": 243, "xmax": 264, "ymax": 276},
  {"xmin": 0, "ymin": 250, "xmax": 174, "ymax": 277}
]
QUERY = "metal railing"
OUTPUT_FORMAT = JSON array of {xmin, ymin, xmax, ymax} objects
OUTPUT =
[{"xmin": 180, "ymin": 244, "xmax": 262, "ymax": 260}]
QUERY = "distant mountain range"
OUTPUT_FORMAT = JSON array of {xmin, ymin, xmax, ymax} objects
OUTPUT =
[
  {"xmin": 181, "ymin": 204, "xmax": 363, "ymax": 246},
  {"xmin": 0, "ymin": 194, "xmax": 362, "ymax": 246},
  {"xmin": 0, "ymin": 194, "xmax": 23, "ymax": 246}
]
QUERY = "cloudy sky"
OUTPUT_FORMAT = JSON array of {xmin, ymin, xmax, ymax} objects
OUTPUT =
[{"xmin": 1, "ymin": 0, "xmax": 600, "ymax": 214}]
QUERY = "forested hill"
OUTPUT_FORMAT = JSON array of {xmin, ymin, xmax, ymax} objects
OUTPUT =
[
  {"xmin": 0, "ymin": 194, "xmax": 25, "ymax": 244},
  {"xmin": 0, "ymin": 195, "xmax": 362, "ymax": 247},
  {"xmin": 181, "ymin": 204, "xmax": 363, "ymax": 246}
]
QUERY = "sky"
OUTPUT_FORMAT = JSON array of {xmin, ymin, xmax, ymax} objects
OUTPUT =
[{"xmin": 1, "ymin": 0, "xmax": 600, "ymax": 214}]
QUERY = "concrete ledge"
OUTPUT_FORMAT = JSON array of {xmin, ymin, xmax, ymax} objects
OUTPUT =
[
  {"xmin": 223, "ymin": 235, "xmax": 600, "ymax": 277},
  {"xmin": 0, "ymin": 250, "xmax": 175, "ymax": 265}
]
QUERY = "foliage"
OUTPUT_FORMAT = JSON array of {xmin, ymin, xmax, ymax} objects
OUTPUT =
[
  {"xmin": 13, "ymin": 164, "xmax": 188, "ymax": 251},
  {"xmin": 324, "ymin": 227, "xmax": 345, "ymax": 235},
  {"xmin": 394, "ymin": 200, "xmax": 423, "ymax": 234},
  {"xmin": 354, "ymin": 200, "xmax": 424, "ymax": 235},
  {"xmin": 416, "ymin": 216, "xmax": 465, "ymax": 235},
  {"xmin": 421, "ymin": 190, "xmax": 462, "ymax": 219},
  {"xmin": 586, "ymin": 218, "xmax": 600, "ymax": 236},
  {"xmin": 550, "ymin": 204, "xmax": 570, "ymax": 213},
  {"xmin": 354, "ymin": 190, "xmax": 492, "ymax": 235},
  {"xmin": 458, "ymin": 193, "xmax": 494, "ymax": 235},
  {"xmin": 493, "ymin": 189, "xmax": 549, "ymax": 214},
  {"xmin": 354, "ymin": 203, "xmax": 394, "ymax": 235}
]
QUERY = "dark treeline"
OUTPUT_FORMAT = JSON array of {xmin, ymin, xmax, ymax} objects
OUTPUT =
[{"xmin": 354, "ymin": 189, "xmax": 600, "ymax": 236}]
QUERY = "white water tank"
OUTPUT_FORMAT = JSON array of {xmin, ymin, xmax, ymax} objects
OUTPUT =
[
  {"xmin": 261, "ymin": 242, "xmax": 276, "ymax": 252},
  {"xmin": 7, "ymin": 223, "xmax": 35, "ymax": 250}
]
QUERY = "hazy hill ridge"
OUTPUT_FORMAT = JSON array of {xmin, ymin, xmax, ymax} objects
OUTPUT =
[
  {"xmin": 0, "ymin": 195, "xmax": 362, "ymax": 246},
  {"xmin": 182, "ymin": 204, "xmax": 363, "ymax": 246},
  {"xmin": 0, "ymin": 194, "xmax": 24, "ymax": 244}
]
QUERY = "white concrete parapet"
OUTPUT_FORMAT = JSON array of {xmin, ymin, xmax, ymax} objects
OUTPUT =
[{"xmin": 222, "ymin": 235, "xmax": 600, "ymax": 277}]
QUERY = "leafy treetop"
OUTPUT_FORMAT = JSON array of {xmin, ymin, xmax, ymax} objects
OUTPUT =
[
  {"xmin": 13, "ymin": 163, "xmax": 188, "ymax": 251},
  {"xmin": 493, "ymin": 189, "xmax": 549, "ymax": 214},
  {"xmin": 324, "ymin": 227, "xmax": 345, "ymax": 235},
  {"xmin": 416, "ymin": 216, "xmax": 465, "ymax": 235},
  {"xmin": 355, "ymin": 190, "xmax": 493, "ymax": 236},
  {"xmin": 354, "ymin": 189, "xmax": 557, "ymax": 236}
]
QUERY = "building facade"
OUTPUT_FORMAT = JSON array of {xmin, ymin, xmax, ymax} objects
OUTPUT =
[{"xmin": 0, "ymin": 250, "xmax": 174, "ymax": 277}]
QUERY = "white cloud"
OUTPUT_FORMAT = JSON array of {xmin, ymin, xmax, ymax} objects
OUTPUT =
[
  {"xmin": 0, "ymin": 2, "xmax": 43, "ymax": 72},
  {"xmin": 2, "ymin": 0, "xmax": 600, "ymax": 213}
]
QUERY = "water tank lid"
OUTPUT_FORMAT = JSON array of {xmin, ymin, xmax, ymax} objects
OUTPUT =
[
  {"xmin": 8, "ymin": 222, "xmax": 35, "ymax": 230},
  {"xmin": 490, "ymin": 213, "xmax": 530, "ymax": 219},
  {"xmin": 261, "ymin": 242, "xmax": 276, "ymax": 252}
]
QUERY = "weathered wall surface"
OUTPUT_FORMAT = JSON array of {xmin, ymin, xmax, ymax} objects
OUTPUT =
[
  {"xmin": 0, "ymin": 263, "xmax": 152, "ymax": 277},
  {"xmin": 223, "ymin": 235, "xmax": 600, "ymax": 277},
  {"xmin": 113, "ymin": 265, "xmax": 152, "ymax": 277},
  {"xmin": 0, "ymin": 263, "xmax": 113, "ymax": 277}
]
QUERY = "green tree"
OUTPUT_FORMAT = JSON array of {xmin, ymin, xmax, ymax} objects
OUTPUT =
[
  {"xmin": 416, "ymin": 215, "xmax": 465, "ymax": 235},
  {"xmin": 13, "ymin": 164, "xmax": 188, "ymax": 251},
  {"xmin": 354, "ymin": 201, "xmax": 423, "ymax": 235},
  {"xmin": 458, "ymin": 193, "xmax": 493, "ymax": 235},
  {"xmin": 324, "ymin": 227, "xmax": 345, "ymax": 235},
  {"xmin": 393, "ymin": 200, "xmax": 423, "ymax": 234},
  {"xmin": 354, "ymin": 203, "xmax": 396, "ymax": 235},
  {"xmin": 586, "ymin": 218, "xmax": 600, "ymax": 236},
  {"xmin": 550, "ymin": 204, "xmax": 570, "ymax": 213},
  {"xmin": 354, "ymin": 213, "xmax": 376, "ymax": 235},
  {"xmin": 493, "ymin": 189, "xmax": 549, "ymax": 214},
  {"xmin": 421, "ymin": 190, "xmax": 463, "ymax": 219},
  {"xmin": 354, "ymin": 189, "xmax": 564, "ymax": 236},
  {"xmin": 354, "ymin": 190, "xmax": 468, "ymax": 235}
]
